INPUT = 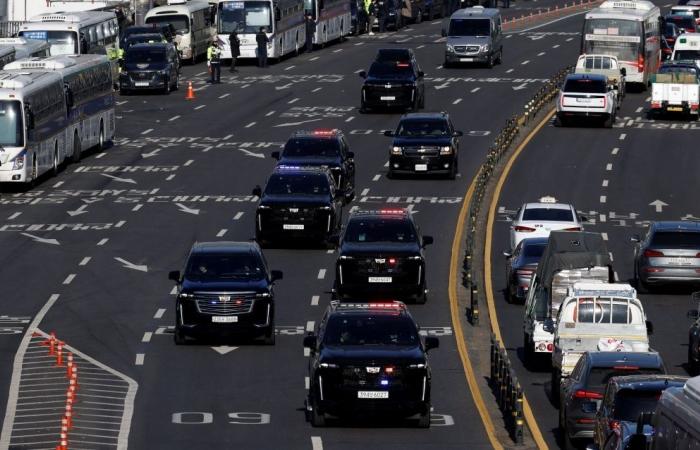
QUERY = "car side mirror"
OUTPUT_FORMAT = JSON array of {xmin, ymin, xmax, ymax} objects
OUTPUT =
[
  {"xmin": 303, "ymin": 333, "xmax": 317, "ymax": 349},
  {"xmin": 271, "ymin": 151, "xmax": 280, "ymax": 160},
  {"xmin": 646, "ymin": 320, "xmax": 654, "ymax": 335},
  {"xmin": 168, "ymin": 270, "xmax": 181, "ymax": 282},
  {"xmin": 453, "ymin": 130, "xmax": 463, "ymax": 137},
  {"xmin": 543, "ymin": 318, "xmax": 555, "ymax": 333},
  {"xmin": 383, "ymin": 130, "xmax": 394, "ymax": 137},
  {"xmin": 328, "ymin": 234, "xmax": 340, "ymax": 246},
  {"xmin": 688, "ymin": 309, "xmax": 700, "ymax": 320},
  {"xmin": 252, "ymin": 185, "xmax": 262, "ymax": 197},
  {"xmin": 630, "ymin": 234, "xmax": 641, "ymax": 243},
  {"xmin": 620, "ymin": 67, "xmax": 627, "ymax": 76},
  {"xmin": 347, "ymin": 151, "xmax": 355, "ymax": 159},
  {"xmin": 417, "ymin": 70, "xmax": 425, "ymax": 78},
  {"xmin": 271, "ymin": 270, "xmax": 283, "ymax": 282},
  {"xmin": 425, "ymin": 336, "xmax": 439, "ymax": 351},
  {"xmin": 422, "ymin": 235, "xmax": 434, "ymax": 247},
  {"xmin": 358, "ymin": 70, "xmax": 367, "ymax": 78},
  {"xmin": 503, "ymin": 251, "xmax": 512, "ymax": 258},
  {"xmin": 441, "ymin": 28, "xmax": 447, "ymax": 37}
]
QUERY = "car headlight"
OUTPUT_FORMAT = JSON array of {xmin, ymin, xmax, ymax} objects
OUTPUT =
[
  {"xmin": 446, "ymin": 44, "xmax": 454, "ymax": 52},
  {"xmin": 440, "ymin": 146, "xmax": 452, "ymax": 155},
  {"xmin": 483, "ymin": 44, "xmax": 490, "ymax": 52},
  {"xmin": 391, "ymin": 146, "xmax": 403, "ymax": 155},
  {"xmin": 318, "ymin": 206, "xmax": 332, "ymax": 210},
  {"xmin": 255, "ymin": 292, "xmax": 272, "ymax": 298},
  {"xmin": 12, "ymin": 151, "xmax": 25, "ymax": 170},
  {"xmin": 160, "ymin": 69, "xmax": 169, "ymax": 76},
  {"xmin": 257, "ymin": 205, "xmax": 271, "ymax": 210},
  {"xmin": 178, "ymin": 293, "xmax": 194, "ymax": 299},
  {"xmin": 320, "ymin": 362, "xmax": 339, "ymax": 368},
  {"xmin": 408, "ymin": 363, "xmax": 426, "ymax": 369},
  {"xmin": 339, "ymin": 255, "xmax": 354, "ymax": 260}
]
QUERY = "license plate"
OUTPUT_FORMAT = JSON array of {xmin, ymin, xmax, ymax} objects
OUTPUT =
[
  {"xmin": 576, "ymin": 98, "xmax": 593, "ymax": 103},
  {"xmin": 134, "ymin": 81, "xmax": 150, "ymax": 87},
  {"xmin": 668, "ymin": 257, "xmax": 693, "ymax": 266},
  {"xmin": 668, "ymin": 106, "xmax": 683, "ymax": 112},
  {"xmin": 368, "ymin": 276, "xmax": 392, "ymax": 283},
  {"xmin": 414, "ymin": 164, "xmax": 428, "ymax": 171},
  {"xmin": 357, "ymin": 391, "xmax": 389, "ymax": 399},
  {"xmin": 380, "ymin": 96, "xmax": 396, "ymax": 101},
  {"xmin": 212, "ymin": 316, "xmax": 238, "ymax": 323},
  {"xmin": 459, "ymin": 57, "xmax": 474, "ymax": 62},
  {"xmin": 283, "ymin": 224, "xmax": 304, "ymax": 230}
]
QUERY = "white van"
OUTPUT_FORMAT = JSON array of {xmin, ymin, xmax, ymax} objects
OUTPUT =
[
  {"xmin": 145, "ymin": 0, "xmax": 214, "ymax": 63},
  {"xmin": 672, "ymin": 35, "xmax": 700, "ymax": 68},
  {"xmin": 652, "ymin": 376, "xmax": 700, "ymax": 450}
]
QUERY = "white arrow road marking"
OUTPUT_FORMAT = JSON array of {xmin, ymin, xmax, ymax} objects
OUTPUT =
[
  {"xmin": 211, "ymin": 346, "xmax": 238, "ymax": 355},
  {"xmin": 649, "ymin": 200, "xmax": 668, "ymax": 213},
  {"xmin": 175, "ymin": 203, "xmax": 200, "ymax": 215},
  {"xmin": 114, "ymin": 257, "xmax": 148, "ymax": 272},
  {"xmin": 512, "ymin": 83, "xmax": 528, "ymax": 91},
  {"xmin": 20, "ymin": 232, "xmax": 59, "ymax": 245},
  {"xmin": 275, "ymin": 83, "xmax": 293, "ymax": 90},
  {"xmin": 101, "ymin": 173, "xmax": 137, "ymax": 184},
  {"xmin": 406, "ymin": 204, "xmax": 419, "ymax": 215},
  {"xmin": 274, "ymin": 118, "xmax": 323, "ymax": 127},
  {"xmin": 141, "ymin": 149, "xmax": 161, "ymax": 158},
  {"xmin": 67, "ymin": 204, "xmax": 88, "ymax": 217},
  {"xmin": 238, "ymin": 148, "xmax": 265, "ymax": 158},
  {"xmin": 434, "ymin": 83, "xmax": 449, "ymax": 90}
]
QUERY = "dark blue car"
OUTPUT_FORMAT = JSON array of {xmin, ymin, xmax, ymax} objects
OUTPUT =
[{"xmin": 504, "ymin": 237, "xmax": 548, "ymax": 303}]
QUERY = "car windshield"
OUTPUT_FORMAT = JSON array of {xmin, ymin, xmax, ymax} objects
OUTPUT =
[
  {"xmin": 396, "ymin": 119, "xmax": 449, "ymax": 136},
  {"xmin": 588, "ymin": 368, "xmax": 664, "ymax": 388},
  {"xmin": 574, "ymin": 299, "xmax": 634, "ymax": 324},
  {"xmin": 367, "ymin": 61, "xmax": 414, "ymax": 78},
  {"xmin": 218, "ymin": 1, "xmax": 272, "ymax": 34},
  {"xmin": 674, "ymin": 50, "xmax": 700, "ymax": 60},
  {"xmin": 185, "ymin": 252, "xmax": 265, "ymax": 280},
  {"xmin": 0, "ymin": 100, "xmax": 24, "ymax": 147},
  {"xmin": 344, "ymin": 217, "xmax": 417, "ymax": 243},
  {"xmin": 265, "ymin": 173, "xmax": 330, "ymax": 195},
  {"xmin": 18, "ymin": 30, "xmax": 78, "ymax": 56},
  {"xmin": 376, "ymin": 49, "xmax": 411, "ymax": 62},
  {"xmin": 582, "ymin": 18, "xmax": 642, "ymax": 62},
  {"xmin": 324, "ymin": 315, "xmax": 420, "ymax": 346},
  {"xmin": 448, "ymin": 18, "xmax": 490, "ymax": 36},
  {"xmin": 522, "ymin": 208, "xmax": 574, "ymax": 221},
  {"xmin": 146, "ymin": 15, "xmax": 189, "ymax": 35},
  {"xmin": 522, "ymin": 242, "xmax": 547, "ymax": 258},
  {"xmin": 667, "ymin": 16, "xmax": 697, "ymax": 30},
  {"xmin": 563, "ymin": 78, "xmax": 607, "ymax": 94},
  {"xmin": 614, "ymin": 389, "xmax": 664, "ymax": 422},
  {"xmin": 283, "ymin": 138, "xmax": 340, "ymax": 157},
  {"xmin": 125, "ymin": 47, "xmax": 166, "ymax": 63},
  {"xmin": 127, "ymin": 34, "xmax": 164, "ymax": 46},
  {"xmin": 650, "ymin": 231, "xmax": 700, "ymax": 247}
]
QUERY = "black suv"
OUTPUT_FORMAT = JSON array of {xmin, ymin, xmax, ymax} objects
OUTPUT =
[
  {"xmin": 253, "ymin": 166, "xmax": 348, "ymax": 245},
  {"xmin": 120, "ymin": 24, "xmax": 175, "ymax": 48},
  {"xmin": 272, "ymin": 130, "xmax": 356, "ymax": 200},
  {"xmin": 168, "ymin": 241, "xmax": 282, "ymax": 345},
  {"xmin": 333, "ymin": 209, "xmax": 433, "ymax": 303},
  {"xmin": 384, "ymin": 112, "xmax": 462, "ymax": 179},
  {"xmin": 359, "ymin": 48, "xmax": 425, "ymax": 112},
  {"xmin": 303, "ymin": 301, "xmax": 439, "ymax": 427},
  {"xmin": 120, "ymin": 43, "xmax": 180, "ymax": 94}
]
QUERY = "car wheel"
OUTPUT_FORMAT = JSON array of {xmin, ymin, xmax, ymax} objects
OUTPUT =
[
  {"xmin": 310, "ymin": 395, "xmax": 326, "ymax": 427},
  {"xmin": 262, "ymin": 319, "xmax": 275, "ymax": 345},
  {"xmin": 419, "ymin": 92, "xmax": 425, "ymax": 109},
  {"xmin": 51, "ymin": 148, "xmax": 59, "ymax": 177},
  {"xmin": 603, "ymin": 112, "xmax": 614, "ymax": 128},
  {"xmin": 447, "ymin": 162, "xmax": 456, "ymax": 180},
  {"xmin": 174, "ymin": 313, "xmax": 187, "ymax": 345},
  {"xmin": 443, "ymin": 59, "xmax": 451, "ymax": 69},
  {"xmin": 173, "ymin": 75, "xmax": 180, "ymax": 91},
  {"xmin": 486, "ymin": 54, "xmax": 494, "ymax": 69},
  {"xmin": 551, "ymin": 370, "xmax": 561, "ymax": 405},
  {"xmin": 523, "ymin": 333, "xmax": 534, "ymax": 368},
  {"xmin": 688, "ymin": 340, "xmax": 698, "ymax": 375},
  {"xmin": 635, "ymin": 266, "xmax": 648, "ymax": 294},
  {"xmin": 163, "ymin": 78, "xmax": 171, "ymax": 95},
  {"xmin": 558, "ymin": 406, "xmax": 566, "ymax": 431},
  {"xmin": 416, "ymin": 405, "xmax": 431, "ymax": 428},
  {"xmin": 416, "ymin": 10, "xmax": 422, "ymax": 23},
  {"xmin": 414, "ymin": 291, "xmax": 427, "ymax": 304},
  {"xmin": 496, "ymin": 48, "xmax": 503, "ymax": 64}
]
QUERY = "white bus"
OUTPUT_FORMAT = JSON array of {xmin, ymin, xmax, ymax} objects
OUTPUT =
[
  {"xmin": 213, "ymin": 0, "xmax": 306, "ymax": 60},
  {"xmin": 5, "ymin": 54, "xmax": 116, "ymax": 164},
  {"xmin": 0, "ymin": 48, "xmax": 16, "ymax": 69},
  {"xmin": 17, "ymin": 11, "xmax": 119, "ymax": 57},
  {"xmin": 146, "ymin": 0, "xmax": 214, "ymax": 63},
  {"xmin": 0, "ymin": 71, "xmax": 67, "ymax": 185},
  {"xmin": 582, "ymin": 0, "xmax": 661, "ymax": 87},
  {"xmin": 304, "ymin": 0, "xmax": 351, "ymax": 47},
  {"xmin": 0, "ymin": 38, "xmax": 51, "ymax": 60}
]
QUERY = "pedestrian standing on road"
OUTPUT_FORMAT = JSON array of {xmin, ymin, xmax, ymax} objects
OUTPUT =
[
  {"xmin": 305, "ymin": 13, "xmax": 316, "ymax": 53},
  {"xmin": 229, "ymin": 30, "xmax": 240, "ymax": 72},
  {"xmin": 377, "ymin": 0, "xmax": 387, "ymax": 33},
  {"xmin": 207, "ymin": 40, "xmax": 222, "ymax": 83},
  {"xmin": 367, "ymin": 0, "xmax": 377, "ymax": 35},
  {"xmin": 256, "ymin": 27, "xmax": 269, "ymax": 68}
]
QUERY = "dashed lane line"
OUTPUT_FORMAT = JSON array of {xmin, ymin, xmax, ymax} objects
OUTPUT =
[
  {"xmin": 310, "ymin": 56, "xmax": 319, "ymax": 61},
  {"xmin": 505, "ymin": 68, "xmax": 514, "ymax": 73},
  {"xmin": 79, "ymin": 257, "xmax": 91, "ymax": 266},
  {"xmin": 154, "ymin": 309, "xmax": 166, "ymax": 319},
  {"xmin": 602, "ymin": 179, "xmax": 609, "ymax": 187},
  {"xmin": 140, "ymin": 129, "xmax": 153, "ymax": 135},
  {"xmin": 216, "ymin": 229, "xmax": 227, "ymax": 237},
  {"xmin": 552, "ymin": 44, "xmax": 560, "ymax": 48},
  {"xmin": 470, "ymin": 87, "xmax": 480, "ymax": 93},
  {"xmin": 537, "ymin": 52, "xmax": 545, "ymax": 56},
  {"xmin": 372, "ymin": 174, "xmax": 381, "ymax": 181},
  {"xmin": 142, "ymin": 332, "xmax": 152, "ymax": 343},
  {"xmin": 521, "ymin": 60, "xmax": 530, "ymax": 65},
  {"xmin": 183, "ymin": 160, "xmax": 194, "ymax": 167},
  {"xmin": 132, "ymin": 204, "xmax": 143, "ymax": 212},
  {"xmin": 135, "ymin": 354, "xmax": 145, "ymax": 366},
  {"xmin": 600, "ymin": 195, "xmax": 607, "ymax": 203},
  {"xmin": 194, "ymin": 105, "xmax": 206, "ymax": 110},
  {"xmin": 311, "ymin": 295, "xmax": 320, "ymax": 306},
  {"xmin": 453, "ymin": 98, "xmax": 462, "ymax": 104},
  {"xmin": 288, "ymin": 98, "xmax": 300, "ymax": 104},
  {"xmin": 8, "ymin": 212, "xmax": 21, "ymax": 220},
  {"xmin": 306, "ymin": 321, "xmax": 315, "ymax": 332},
  {"xmin": 360, "ymin": 188, "xmax": 370, "ymax": 196},
  {"xmin": 284, "ymin": 65, "xmax": 296, "ymax": 71},
  {"xmin": 97, "ymin": 238, "xmax": 109, "ymax": 246},
  {"xmin": 266, "ymin": 110, "xmax": 276, "ymax": 116},
  {"xmin": 602, "ymin": 232, "xmax": 609, "ymax": 240},
  {"xmin": 234, "ymin": 212, "xmax": 244, "ymax": 220},
  {"xmin": 606, "ymin": 163, "xmax": 613, "ymax": 171},
  {"xmin": 63, "ymin": 274, "xmax": 76, "ymax": 285},
  {"xmin": 53, "ymin": 181, "xmax": 64, "ymax": 188},
  {"xmin": 168, "ymin": 115, "xmax": 180, "ymax": 122},
  {"xmin": 245, "ymin": 121, "xmax": 256, "ymax": 128},
  {"xmin": 612, "ymin": 147, "xmax": 619, "ymax": 155},
  {"xmin": 165, "ymin": 174, "xmax": 176, "ymax": 181},
  {"xmin": 345, "ymin": 116, "xmax": 355, "ymax": 122},
  {"xmin": 312, "ymin": 87, "xmax": 322, "ymax": 92},
  {"xmin": 317, "ymin": 269, "xmax": 326, "ymax": 280},
  {"xmin": 219, "ymin": 93, "xmax": 230, "ymax": 99},
  {"xmin": 311, "ymin": 436, "xmax": 323, "ymax": 450}
]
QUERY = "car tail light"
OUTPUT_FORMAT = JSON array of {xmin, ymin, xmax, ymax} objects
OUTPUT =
[
  {"xmin": 637, "ymin": 55, "xmax": 644, "ymax": 72},
  {"xmin": 651, "ymin": 101, "xmax": 662, "ymax": 109},
  {"xmin": 574, "ymin": 390, "xmax": 603, "ymax": 400},
  {"xmin": 692, "ymin": 103, "xmax": 699, "ymax": 111},
  {"xmin": 609, "ymin": 419, "xmax": 621, "ymax": 431},
  {"xmin": 564, "ymin": 227, "xmax": 582, "ymax": 231},
  {"xmin": 577, "ymin": 418, "xmax": 596, "ymax": 424},
  {"xmin": 644, "ymin": 267, "xmax": 664, "ymax": 273},
  {"xmin": 546, "ymin": 343, "xmax": 553, "ymax": 352},
  {"xmin": 385, "ymin": 366, "xmax": 395, "ymax": 374},
  {"xmin": 613, "ymin": 365, "xmax": 640, "ymax": 370},
  {"xmin": 516, "ymin": 269, "xmax": 535, "ymax": 277},
  {"xmin": 388, "ymin": 258, "xmax": 397, "ymax": 266},
  {"xmin": 644, "ymin": 249, "xmax": 664, "ymax": 257},
  {"xmin": 514, "ymin": 225, "xmax": 536, "ymax": 232}
]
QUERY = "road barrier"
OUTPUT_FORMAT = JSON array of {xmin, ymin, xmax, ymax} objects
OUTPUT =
[
  {"xmin": 185, "ymin": 81, "xmax": 196, "ymax": 100},
  {"xmin": 491, "ymin": 333, "xmax": 525, "ymax": 444},
  {"xmin": 502, "ymin": 0, "xmax": 602, "ymax": 31}
]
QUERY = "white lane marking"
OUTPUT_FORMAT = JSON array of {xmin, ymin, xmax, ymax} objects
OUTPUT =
[
  {"xmin": 0, "ymin": 294, "xmax": 60, "ymax": 446},
  {"xmin": 216, "ymin": 229, "xmax": 227, "ymax": 237},
  {"xmin": 288, "ymin": 98, "xmax": 300, "ymax": 104},
  {"xmin": 635, "ymin": 106, "xmax": 643, "ymax": 113},
  {"xmin": 310, "ymin": 56, "xmax": 320, "ymax": 61},
  {"xmin": 602, "ymin": 179, "xmax": 609, "ymax": 187},
  {"xmin": 135, "ymin": 354, "xmax": 145, "ymax": 366},
  {"xmin": 79, "ymin": 257, "xmax": 91, "ymax": 266},
  {"xmin": 431, "ymin": 20, "xmax": 441, "ymax": 24},
  {"xmin": 552, "ymin": 44, "xmax": 560, "ymax": 48},
  {"xmin": 132, "ymin": 204, "xmax": 143, "ymax": 212},
  {"xmin": 333, "ymin": 49, "xmax": 343, "ymax": 53},
  {"xmin": 312, "ymin": 87, "xmax": 322, "ymax": 92},
  {"xmin": 566, "ymin": 37, "xmax": 574, "ymax": 42},
  {"xmin": 611, "ymin": 147, "xmax": 619, "ymax": 155},
  {"xmin": 219, "ymin": 93, "xmax": 230, "ymax": 99},
  {"xmin": 266, "ymin": 110, "xmax": 276, "ymax": 116},
  {"xmin": 245, "ymin": 121, "xmax": 256, "ymax": 128},
  {"xmin": 116, "ymin": 221, "xmax": 126, "ymax": 229},
  {"xmin": 317, "ymin": 269, "xmax": 326, "ymax": 280},
  {"xmin": 453, "ymin": 98, "xmax": 462, "ymax": 104},
  {"xmin": 306, "ymin": 321, "xmax": 315, "ymax": 332},
  {"xmin": 234, "ymin": 212, "xmax": 244, "ymax": 220},
  {"xmin": 184, "ymin": 159, "xmax": 194, "ymax": 166},
  {"xmin": 600, "ymin": 195, "xmax": 607, "ymax": 203},
  {"xmin": 304, "ymin": 347, "xmax": 311, "ymax": 357},
  {"xmin": 345, "ymin": 116, "xmax": 355, "ymax": 122},
  {"xmin": 601, "ymin": 232, "xmax": 608, "ymax": 241},
  {"xmin": 284, "ymin": 65, "xmax": 296, "ymax": 71},
  {"xmin": 166, "ymin": 174, "xmax": 176, "ymax": 181},
  {"xmin": 619, "ymin": 133, "xmax": 626, "ymax": 140},
  {"xmin": 8, "ymin": 212, "xmax": 21, "ymax": 220},
  {"xmin": 311, "ymin": 295, "xmax": 320, "ymax": 306},
  {"xmin": 470, "ymin": 87, "xmax": 480, "ymax": 93},
  {"xmin": 170, "ymin": 286, "xmax": 178, "ymax": 296},
  {"xmin": 311, "ymin": 436, "xmax": 323, "ymax": 450},
  {"xmin": 194, "ymin": 105, "xmax": 206, "ymax": 110},
  {"xmin": 354, "ymin": 42, "xmax": 364, "ymax": 46},
  {"xmin": 436, "ymin": 65, "xmax": 443, "ymax": 69},
  {"xmin": 224, "ymin": 134, "xmax": 233, "ymax": 140},
  {"xmin": 327, "ymin": 249, "xmax": 334, "ymax": 254},
  {"xmin": 196, "ymin": 71, "xmax": 206, "ymax": 76},
  {"xmin": 141, "ymin": 128, "xmax": 153, "ymax": 135},
  {"xmin": 416, "ymin": 44, "xmax": 425, "ymax": 49},
  {"xmin": 63, "ymin": 274, "xmax": 76, "ymax": 285},
  {"xmin": 168, "ymin": 115, "xmax": 180, "ymax": 122},
  {"xmin": 521, "ymin": 60, "xmax": 530, "ymax": 65},
  {"xmin": 116, "ymin": 100, "xmax": 128, "ymax": 106},
  {"xmin": 506, "ymin": 68, "xmax": 514, "ymax": 73},
  {"xmin": 537, "ymin": 52, "xmax": 546, "ymax": 56},
  {"xmin": 506, "ymin": 34, "xmax": 513, "ymax": 39},
  {"xmin": 97, "ymin": 238, "xmax": 109, "ymax": 246},
  {"xmin": 154, "ymin": 308, "xmax": 166, "ymax": 319},
  {"xmin": 95, "ymin": 152, "xmax": 107, "ymax": 159},
  {"xmin": 606, "ymin": 163, "xmax": 613, "ymax": 171},
  {"xmin": 361, "ymin": 188, "xmax": 370, "ymax": 196},
  {"xmin": 384, "ymin": 161, "xmax": 389, "ymax": 167},
  {"xmin": 372, "ymin": 174, "xmax": 381, "ymax": 181},
  {"xmin": 241, "ymin": 84, "xmax": 250, "ymax": 89},
  {"xmin": 53, "ymin": 181, "xmax": 64, "ymax": 188},
  {"xmin": 305, "ymin": 377, "xmax": 310, "ymax": 390},
  {"xmin": 142, "ymin": 332, "xmax": 153, "ymax": 343}
]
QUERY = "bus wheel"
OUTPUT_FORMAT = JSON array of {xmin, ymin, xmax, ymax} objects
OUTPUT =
[
  {"xmin": 51, "ymin": 145, "xmax": 59, "ymax": 177},
  {"xmin": 97, "ymin": 122, "xmax": 105, "ymax": 153},
  {"xmin": 71, "ymin": 133, "xmax": 82, "ymax": 163},
  {"xmin": 27, "ymin": 156, "xmax": 38, "ymax": 189}
]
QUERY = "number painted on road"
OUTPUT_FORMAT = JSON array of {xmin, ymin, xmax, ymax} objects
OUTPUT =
[
  {"xmin": 171, "ymin": 412, "xmax": 214, "ymax": 424},
  {"xmin": 419, "ymin": 327, "xmax": 453, "ymax": 337},
  {"xmin": 0, "ymin": 327, "xmax": 23, "ymax": 335},
  {"xmin": 172, "ymin": 412, "xmax": 270, "ymax": 425},
  {"xmin": 431, "ymin": 414, "xmax": 455, "ymax": 426},
  {"xmin": 227, "ymin": 412, "xmax": 271, "ymax": 425}
]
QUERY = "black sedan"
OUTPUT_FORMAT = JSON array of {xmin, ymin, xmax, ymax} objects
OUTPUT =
[
  {"xmin": 359, "ymin": 53, "xmax": 425, "ymax": 112},
  {"xmin": 503, "ymin": 237, "xmax": 548, "ymax": 303}
]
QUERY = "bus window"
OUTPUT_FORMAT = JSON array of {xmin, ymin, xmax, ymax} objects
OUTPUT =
[
  {"xmin": 217, "ymin": 2, "xmax": 272, "ymax": 34},
  {"xmin": 18, "ymin": 30, "xmax": 79, "ymax": 55},
  {"xmin": 0, "ymin": 100, "xmax": 23, "ymax": 147},
  {"xmin": 146, "ymin": 15, "xmax": 190, "ymax": 35}
]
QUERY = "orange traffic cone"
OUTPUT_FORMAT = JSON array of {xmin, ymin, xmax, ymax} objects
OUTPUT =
[{"xmin": 185, "ymin": 81, "xmax": 195, "ymax": 100}]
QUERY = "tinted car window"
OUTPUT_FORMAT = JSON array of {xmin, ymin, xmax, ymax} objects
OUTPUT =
[
  {"xmin": 283, "ymin": 138, "xmax": 341, "ymax": 157},
  {"xmin": 564, "ymin": 78, "xmax": 607, "ymax": 93},
  {"xmin": 367, "ymin": 61, "xmax": 414, "ymax": 78},
  {"xmin": 588, "ymin": 368, "xmax": 664, "ymax": 388},
  {"xmin": 448, "ymin": 18, "xmax": 490, "ymax": 36},
  {"xmin": 397, "ymin": 119, "xmax": 448, "ymax": 136},
  {"xmin": 344, "ymin": 217, "xmax": 417, "ymax": 243},
  {"xmin": 613, "ymin": 390, "xmax": 663, "ymax": 422},
  {"xmin": 125, "ymin": 47, "xmax": 166, "ymax": 63},
  {"xmin": 522, "ymin": 208, "xmax": 574, "ymax": 221},
  {"xmin": 650, "ymin": 231, "xmax": 700, "ymax": 247},
  {"xmin": 673, "ymin": 50, "xmax": 700, "ymax": 60},
  {"xmin": 376, "ymin": 49, "xmax": 411, "ymax": 62},
  {"xmin": 185, "ymin": 252, "xmax": 265, "ymax": 280},
  {"xmin": 576, "ymin": 300, "xmax": 630, "ymax": 324},
  {"xmin": 667, "ymin": 16, "xmax": 697, "ymax": 29},
  {"xmin": 265, "ymin": 174, "xmax": 330, "ymax": 195},
  {"xmin": 523, "ymin": 242, "xmax": 547, "ymax": 258},
  {"xmin": 324, "ymin": 315, "xmax": 420, "ymax": 346}
]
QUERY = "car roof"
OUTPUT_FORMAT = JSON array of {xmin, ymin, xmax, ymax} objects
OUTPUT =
[
  {"xmin": 127, "ymin": 43, "xmax": 168, "ymax": 50},
  {"xmin": 522, "ymin": 202, "xmax": 573, "ymax": 211},
  {"xmin": 587, "ymin": 351, "xmax": 664, "ymax": 367},
  {"xmin": 400, "ymin": 112, "xmax": 449, "ymax": 121},
  {"xmin": 192, "ymin": 241, "xmax": 260, "ymax": 253},
  {"xmin": 328, "ymin": 300, "xmax": 411, "ymax": 317},
  {"xmin": 609, "ymin": 375, "xmax": 689, "ymax": 390},
  {"xmin": 350, "ymin": 208, "xmax": 410, "ymax": 218},
  {"xmin": 519, "ymin": 237, "xmax": 550, "ymax": 247},
  {"xmin": 127, "ymin": 33, "xmax": 163, "ymax": 39},
  {"xmin": 272, "ymin": 165, "xmax": 331, "ymax": 176},
  {"xmin": 450, "ymin": 6, "xmax": 500, "ymax": 18},
  {"xmin": 651, "ymin": 221, "xmax": 700, "ymax": 231},
  {"xmin": 288, "ymin": 129, "xmax": 343, "ymax": 139},
  {"xmin": 566, "ymin": 73, "xmax": 607, "ymax": 81}
]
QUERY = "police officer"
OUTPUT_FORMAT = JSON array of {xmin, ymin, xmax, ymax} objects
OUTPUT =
[
  {"xmin": 367, "ymin": 0, "xmax": 376, "ymax": 35},
  {"xmin": 256, "ymin": 27, "xmax": 269, "ymax": 68},
  {"xmin": 377, "ymin": 0, "xmax": 387, "ymax": 33},
  {"xmin": 207, "ymin": 40, "xmax": 222, "ymax": 83},
  {"xmin": 305, "ymin": 13, "xmax": 316, "ymax": 53},
  {"xmin": 229, "ymin": 30, "xmax": 240, "ymax": 72}
]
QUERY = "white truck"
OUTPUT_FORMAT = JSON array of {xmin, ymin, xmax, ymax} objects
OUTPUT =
[
  {"xmin": 575, "ymin": 54, "xmax": 626, "ymax": 103},
  {"xmin": 650, "ymin": 61, "xmax": 700, "ymax": 119},
  {"xmin": 551, "ymin": 282, "xmax": 654, "ymax": 397},
  {"xmin": 523, "ymin": 231, "xmax": 614, "ymax": 366}
]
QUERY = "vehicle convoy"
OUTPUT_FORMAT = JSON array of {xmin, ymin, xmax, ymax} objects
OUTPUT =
[
  {"xmin": 168, "ymin": 241, "xmax": 283, "ymax": 345},
  {"xmin": 509, "ymin": 196, "xmax": 584, "ymax": 251},
  {"xmin": 551, "ymin": 282, "xmax": 654, "ymax": 399},
  {"xmin": 122, "ymin": 33, "xmax": 168, "ymax": 51},
  {"xmin": 303, "ymin": 301, "xmax": 439, "ymax": 427},
  {"xmin": 333, "ymin": 209, "xmax": 433, "ymax": 303},
  {"xmin": 119, "ymin": 43, "xmax": 180, "ymax": 94},
  {"xmin": 666, "ymin": 13, "xmax": 699, "ymax": 34},
  {"xmin": 145, "ymin": 0, "xmax": 214, "ymax": 63},
  {"xmin": 442, "ymin": 6, "xmax": 502, "ymax": 68},
  {"xmin": 120, "ymin": 23, "xmax": 176, "ymax": 48},
  {"xmin": 649, "ymin": 61, "xmax": 700, "ymax": 118},
  {"xmin": 523, "ymin": 231, "xmax": 614, "ymax": 362},
  {"xmin": 359, "ymin": 48, "xmax": 425, "ymax": 112},
  {"xmin": 252, "ymin": 166, "xmax": 347, "ymax": 245},
  {"xmin": 574, "ymin": 54, "xmax": 627, "ymax": 102},
  {"xmin": 556, "ymin": 73, "xmax": 618, "ymax": 128},
  {"xmin": 383, "ymin": 112, "xmax": 462, "ymax": 179}
]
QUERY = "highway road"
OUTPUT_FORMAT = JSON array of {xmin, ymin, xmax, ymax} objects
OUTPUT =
[{"xmin": 0, "ymin": 5, "xmax": 627, "ymax": 450}]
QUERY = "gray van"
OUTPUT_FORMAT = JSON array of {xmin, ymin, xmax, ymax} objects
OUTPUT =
[{"xmin": 442, "ymin": 6, "xmax": 503, "ymax": 68}]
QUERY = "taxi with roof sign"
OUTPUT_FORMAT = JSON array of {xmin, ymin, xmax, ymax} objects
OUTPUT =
[{"xmin": 508, "ymin": 196, "xmax": 585, "ymax": 251}]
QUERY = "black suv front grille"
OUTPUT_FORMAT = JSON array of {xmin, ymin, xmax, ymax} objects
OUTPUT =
[{"xmin": 194, "ymin": 292, "xmax": 255, "ymax": 315}]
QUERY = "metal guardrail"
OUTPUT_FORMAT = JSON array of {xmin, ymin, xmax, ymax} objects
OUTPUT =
[{"xmin": 491, "ymin": 333, "xmax": 525, "ymax": 444}]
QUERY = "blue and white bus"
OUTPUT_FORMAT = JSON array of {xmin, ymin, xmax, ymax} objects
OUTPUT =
[{"xmin": 304, "ymin": 0, "xmax": 351, "ymax": 47}]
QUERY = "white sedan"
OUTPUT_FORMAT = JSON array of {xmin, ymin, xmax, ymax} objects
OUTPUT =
[{"xmin": 509, "ymin": 197, "xmax": 585, "ymax": 250}]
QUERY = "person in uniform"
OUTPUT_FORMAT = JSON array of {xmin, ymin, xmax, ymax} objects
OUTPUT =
[{"xmin": 207, "ymin": 40, "xmax": 222, "ymax": 83}]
